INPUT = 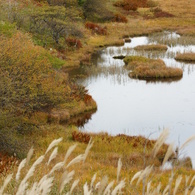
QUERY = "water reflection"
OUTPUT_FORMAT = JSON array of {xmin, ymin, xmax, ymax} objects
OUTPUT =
[{"xmin": 72, "ymin": 32, "xmax": 195, "ymax": 167}]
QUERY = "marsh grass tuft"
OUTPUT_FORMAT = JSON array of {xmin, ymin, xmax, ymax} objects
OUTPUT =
[
  {"xmin": 175, "ymin": 52, "xmax": 195, "ymax": 62},
  {"xmin": 124, "ymin": 56, "xmax": 183, "ymax": 79},
  {"xmin": 134, "ymin": 44, "xmax": 168, "ymax": 51}
]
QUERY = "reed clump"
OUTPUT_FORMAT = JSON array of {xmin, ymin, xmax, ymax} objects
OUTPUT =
[
  {"xmin": 134, "ymin": 44, "xmax": 168, "ymax": 51},
  {"xmin": 124, "ymin": 56, "xmax": 183, "ymax": 79},
  {"xmin": 175, "ymin": 52, "xmax": 195, "ymax": 62}
]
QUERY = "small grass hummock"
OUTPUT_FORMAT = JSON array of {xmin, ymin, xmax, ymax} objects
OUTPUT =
[
  {"xmin": 175, "ymin": 52, "xmax": 195, "ymax": 62},
  {"xmin": 124, "ymin": 56, "xmax": 183, "ymax": 79},
  {"xmin": 134, "ymin": 44, "xmax": 168, "ymax": 51}
]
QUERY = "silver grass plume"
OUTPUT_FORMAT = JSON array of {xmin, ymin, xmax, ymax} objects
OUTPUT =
[
  {"xmin": 146, "ymin": 181, "xmax": 151, "ymax": 195},
  {"xmin": 162, "ymin": 185, "xmax": 169, "ymax": 195},
  {"xmin": 98, "ymin": 176, "xmax": 108, "ymax": 195},
  {"xmin": 45, "ymin": 137, "xmax": 63, "ymax": 154},
  {"xmin": 103, "ymin": 181, "xmax": 114, "ymax": 195},
  {"xmin": 47, "ymin": 147, "xmax": 58, "ymax": 165},
  {"xmin": 156, "ymin": 183, "xmax": 162, "ymax": 194},
  {"xmin": 190, "ymin": 175, "xmax": 195, "ymax": 187},
  {"xmin": 90, "ymin": 173, "xmax": 97, "ymax": 190},
  {"xmin": 152, "ymin": 129, "xmax": 169, "ymax": 158},
  {"xmin": 16, "ymin": 155, "xmax": 44, "ymax": 195},
  {"xmin": 0, "ymin": 174, "xmax": 13, "ymax": 194},
  {"xmin": 136, "ymin": 166, "xmax": 153, "ymax": 186},
  {"xmin": 180, "ymin": 135, "xmax": 195, "ymax": 151},
  {"xmin": 184, "ymin": 175, "xmax": 190, "ymax": 195},
  {"xmin": 40, "ymin": 176, "xmax": 54, "ymax": 195},
  {"xmin": 173, "ymin": 175, "xmax": 182, "ymax": 195},
  {"xmin": 95, "ymin": 182, "xmax": 100, "ymax": 190},
  {"xmin": 16, "ymin": 159, "xmax": 27, "ymax": 181},
  {"xmin": 130, "ymin": 170, "xmax": 142, "ymax": 184},
  {"xmin": 59, "ymin": 170, "xmax": 75, "ymax": 194},
  {"xmin": 162, "ymin": 142, "xmax": 174, "ymax": 167},
  {"xmin": 26, "ymin": 147, "xmax": 34, "ymax": 165},
  {"xmin": 26, "ymin": 182, "xmax": 38, "ymax": 195},
  {"xmin": 34, "ymin": 174, "xmax": 54, "ymax": 195},
  {"xmin": 69, "ymin": 179, "xmax": 80, "ymax": 194},
  {"xmin": 83, "ymin": 138, "xmax": 94, "ymax": 162},
  {"xmin": 49, "ymin": 161, "xmax": 65, "ymax": 175},
  {"xmin": 111, "ymin": 179, "xmax": 125, "ymax": 195},
  {"xmin": 64, "ymin": 144, "xmax": 77, "ymax": 165},
  {"xmin": 84, "ymin": 182, "xmax": 92, "ymax": 195},
  {"xmin": 117, "ymin": 158, "xmax": 122, "ymax": 183},
  {"xmin": 65, "ymin": 154, "xmax": 84, "ymax": 169},
  {"xmin": 190, "ymin": 187, "xmax": 195, "ymax": 195}
]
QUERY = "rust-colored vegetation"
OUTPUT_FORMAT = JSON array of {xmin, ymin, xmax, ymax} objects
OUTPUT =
[
  {"xmin": 175, "ymin": 52, "xmax": 195, "ymax": 62},
  {"xmin": 124, "ymin": 56, "xmax": 183, "ymax": 79},
  {"xmin": 134, "ymin": 44, "xmax": 168, "ymax": 51},
  {"xmin": 0, "ymin": 153, "xmax": 18, "ymax": 175},
  {"xmin": 146, "ymin": 7, "xmax": 174, "ymax": 19},
  {"xmin": 72, "ymin": 131, "xmax": 91, "ymax": 144},
  {"xmin": 113, "ymin": 13, "xmax": 128, "ymax": 23},
  {"xmin": 114, "ymin": 0, "xmax": 148, "ymax": 11},
  {"xmin": 66, "ymin": 37, "xmax": 82, "ymax": 50},
  {"xmin": 85, "ymin": 22, "xmax": 108, "ymax": 35}
]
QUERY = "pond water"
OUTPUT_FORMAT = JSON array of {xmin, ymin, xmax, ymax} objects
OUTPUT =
[{"xmin": 75, "ymin": 32, "xmax": 195, "ymax": 168}]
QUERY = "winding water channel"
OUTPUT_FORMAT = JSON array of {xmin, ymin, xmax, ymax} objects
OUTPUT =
[{"xmin": 74, "ymin": 32, "xmax": 195, "ymax": 168}]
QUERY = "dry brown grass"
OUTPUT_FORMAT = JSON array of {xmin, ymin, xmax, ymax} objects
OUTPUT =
[
  {"xmin": 124, "ymin": 56, "xmax": 183, "ymax": 79},
  {"xmin": 134, "ymin": 44, "xmax": 168, "ymax": 51},
  {"xmin": 175, "ymin": 52, "xmax": 195, "ymax": 62}
]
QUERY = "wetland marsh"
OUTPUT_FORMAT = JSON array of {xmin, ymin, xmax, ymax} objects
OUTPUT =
[{"xmin": 74, "ymin": 32, "xmax": 195, "ymax": 167}]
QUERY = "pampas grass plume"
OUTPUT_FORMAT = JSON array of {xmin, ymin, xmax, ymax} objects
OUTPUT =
[
  {"xmin": 0, "ymin": 174, "xmax": 13, "ymax": 194},
  {"xmin": 26, "ymin": 147, "xmax": 34, "ymax": 165},
  {"xmin": 117, "ymin": 158, "xmax": 122, "ymax": 183},
  {"xmin": 40, "ymin": 176, "xmax": 54, "ymax": 195},
  {"xmin": 162, "ymin": 143, "xmax": 174, "ymax": 166},
  {"xmin": 83, "ymin": 138, "xmax": 94, "ymax": 162},
  {"xmin": 64, "ymin": 144, "xmax": 77, "ymax": 165},
  {"xmin": 16, "ymin": 159, "xmax": 27, "ymax": 181},
  {"xmin": 84, "ymin": 182, "xmax": 92, "ymax": 195},
  {"xmin": 136, "ymin": 166, "xmax": 153, "ymax": 186},
  {"xmin": 90, "ymin": 173, "xmax": 97, "ymax": 190},
  {"xmin": 152, "ymin": 129, "xmax": 169, "ymax": 158},
  {"xmin": 98, "ymin": 176, "xmax": 108, "ymax": 195},
  {"xmin": 59, "ymin": 170, "xmax": 75, "ymax": 193},
  {"xmin": 190, "ymin": 187, "xmax": 195, "ymax": 195},
  {"xmin": 162, "ymin": 184, "xmax": 169, "ymax": 195},
  {"xmin": 45, "ymin": 137, "xmax": 63, "ymax": 154},
  {"xmin": 190, "ymin": 175, "xmax": 195, "ymax": 187},
  {"xmin": 103, "ymin": 181, "xmax": 114, "ymax": 195},
  {"xmin": 49, "ymin": 161, "xmax": 65, "ymax": 175},
  {"xmin": 130, "ymin": 170, "xmax": 142, "ymax": 184},
  {"xmin": 111, "ymin": 179, "xmax": 125, "ymax": 195},
  {"xmin": 180, "ymin": 135, "xmax": 195, "ymax": 151},
  {"xmin": 69, "ymin": 179, "xmax": 80, "ymax": 194},
  {"xmin": 47, "ymin": 147, "xmax": 58, "ymax": 165},
  {"xmin": 66, "ymin": 154, "xmax": 84, "ymax": 169},
  {"xmin": 173, "ymin": 175, "xmax": 182, "ymax": 195}
]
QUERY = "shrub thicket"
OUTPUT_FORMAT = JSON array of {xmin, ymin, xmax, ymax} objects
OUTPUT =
[{"xmin": 83, "ymin": 0, "xmax": 114, "ymax": 22}]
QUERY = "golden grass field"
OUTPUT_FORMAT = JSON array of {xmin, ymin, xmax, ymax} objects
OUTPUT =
[{"xmin": 0, "ymin": 0, "xmax": 195, "ymax": 194}]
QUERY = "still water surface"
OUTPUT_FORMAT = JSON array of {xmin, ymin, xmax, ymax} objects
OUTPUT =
[{"xmin": 76, "ymin": 32, "xmax": 195, "ymax": 167}]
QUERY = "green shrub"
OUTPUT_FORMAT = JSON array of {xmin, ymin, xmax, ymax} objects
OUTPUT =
[{"xmin": 83, "ymin": 0, "xmax": 114, "ymax": 22}]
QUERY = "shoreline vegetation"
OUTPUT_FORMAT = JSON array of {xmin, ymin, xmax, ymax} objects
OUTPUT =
[{"xmin": 0, "ymin": 0, "xmax": 195, "ymax": 193}]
